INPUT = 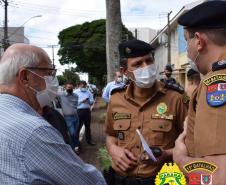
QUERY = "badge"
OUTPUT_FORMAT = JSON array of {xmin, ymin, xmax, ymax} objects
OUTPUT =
[
  {"xmin": 206, "ymin": 83, "xmax": 226, "ymax": 107},
  {"xmin": 156, "ymin": 102, "xmax": 167, "ymax": 115},
  {"xmin": 118, "ymin": 132, "xmax": 124, "ymax": 140},
  {"xmin": 113, "ymin": 113, "xmax": 131, "ymax": 120},
  {"xmin": 125, "ymin": 47, "xmax": 131, "ymax": 54},
  {"xmin": 201, "ymin": 174, "xmax": 212, "ymax": 185},
  {"xmin": 151, "ymin": 113, "xmax": 174, "ymax": 120},
  {"xmin": 155, "ymin": 163, "xmax": 186, "ymax": 185},
  {"xmin": 182, "ymin": 94, "xmax": 190, "ymax": 104}
]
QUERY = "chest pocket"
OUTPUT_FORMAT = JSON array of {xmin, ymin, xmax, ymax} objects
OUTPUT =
[
  {"xmin": 149, "ymin": 120, "xmax": 173, "ymax": 146},
  {"xmin": 113, "ymin": 119, "xmax": 131, "ymax": 144}
]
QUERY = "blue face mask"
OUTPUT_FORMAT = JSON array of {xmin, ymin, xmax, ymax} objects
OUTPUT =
[{"xmin": 80, "ymin": 88, "xmax": 87, "ymax": 92}]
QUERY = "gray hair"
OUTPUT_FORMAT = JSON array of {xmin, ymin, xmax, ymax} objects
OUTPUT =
[{"xmin": 0, "ymin": 50, "xmax": 40, "ymax": 85}]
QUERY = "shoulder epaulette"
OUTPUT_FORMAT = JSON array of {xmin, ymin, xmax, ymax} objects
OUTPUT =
[
  {"xmin": 163, "ymin": 81, "xmax": 184, "ymax": 94},
  {"xmin": 212, "ymin": 60, "xmax": 226, "ymax": 71},
  {"xmin": 110, "ymin": 85, "xmax": 127, "ymax": 95}
]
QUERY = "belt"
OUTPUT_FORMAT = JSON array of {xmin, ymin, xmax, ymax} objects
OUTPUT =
[{"xmin": 114, "ymin": 173, "xmax": 155, "ymax": 185}]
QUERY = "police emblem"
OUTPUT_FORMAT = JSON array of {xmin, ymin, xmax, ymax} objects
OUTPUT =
[
  {"xmin": 206, "ymin": 83, "xmax": 226, "ymax": 107},
  {"xmin": 201, "ymin": 174, "xmax": 212, "ymax": 185},
  {"xmin": 156, "ymin": 102, "xmax": 168, "ymax": 115},
  {"xmin": 155, "ymin": 163, "xmax": 186, "ymax": 185},
  {"xmin": 125, "ymin": 47, "xmax": 131, "ymax": 54},
  {"xmin": 188, "ymin": 173, "xmax": 201, "ymax": 185}
]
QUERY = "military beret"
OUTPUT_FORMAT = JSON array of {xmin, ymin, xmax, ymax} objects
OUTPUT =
[
  {"xmin": 178, "ymin": 1, "xmax": 226, "ymax": 29},
  {"xmin": 165, "ymin": 65, "xmax": 173, "ymax": 72},
  {"xmin": 118, "ymin": 39, "xmax": 154, "ymax": 58}
]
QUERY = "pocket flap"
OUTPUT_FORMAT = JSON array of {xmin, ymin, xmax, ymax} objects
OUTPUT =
[
  {"xmin": 149, "ymin": 121, "xmax": 172, "ymax": 132},
  {"xmin": 113, "ymin": 120, "xmax": 131, "ymax": 131}
]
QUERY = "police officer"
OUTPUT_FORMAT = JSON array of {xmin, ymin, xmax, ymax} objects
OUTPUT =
[
  {"xmin": 160, "ymin": 65, "xmax": 184, "ymax": 93},
  {"xmin": 105, "ymin": 39, "xmax": 188, "ymax": 185},
  {"xmin": 173, "ymin": 1, "xmax": 226, "ymax": 184}
]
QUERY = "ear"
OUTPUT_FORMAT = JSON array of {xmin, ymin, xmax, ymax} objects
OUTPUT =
[
  {"xmin": 195, "ymin": 32, "xmax": 206, "ymax": 52},
  {"xmin": 120, "ymin": 66, "xmax": 127, "ymax": 75},
  {"xmin": 18, "ymin": 69, "xmax": 29, "ymax": 86}
]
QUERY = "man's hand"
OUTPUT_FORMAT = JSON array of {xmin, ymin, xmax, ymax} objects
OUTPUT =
[
  {"xmin": 173, "ymin": 130, "xmax": 188, "ymax": 166},
  {"xmin": 82, "ymin": 98, "xmax": 89, "ymax": 103},
  {"xmin": 109, "ymin": 144, "xmax": 138, "ymax": 172}
]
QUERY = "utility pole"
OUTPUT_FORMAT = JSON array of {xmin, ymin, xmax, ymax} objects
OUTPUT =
[
  {"xmin": 106, "ymin": 0, "xmax": 122, "ymax": 82},
  {"xmin": 135, "ymin": 28, "xmax": 137, "ymax": 39},
  {"xmin": 47, "ymin": 45, "xmax": 58, "ymax": 67},
  {"xmin": 1, "ymin": 0, "xmax": 9, "ymax": 51},
  {"xmin": 167, "ymin": 11, "xmax": 172, "ymax": 65}
]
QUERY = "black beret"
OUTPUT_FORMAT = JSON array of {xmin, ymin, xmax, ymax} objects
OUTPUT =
[
  {"xmin": 165, "ymin": 65, "xmax": 173, "ymax": 72},
  {"xmin": 119, "ymin": 39, "xmax": 154, "ymax": 58},
  {"xmin": 187, "ymin": 68, "xmax": 199, "ymax": 78},
  {"xmin": 178, "ymin": 1, "xmax": 226, "ymax": 29}
]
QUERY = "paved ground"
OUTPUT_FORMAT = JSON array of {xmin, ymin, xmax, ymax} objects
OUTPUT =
[{"xmin": 79, "ymin": 97, "xmax": 107, "ymax": 170}]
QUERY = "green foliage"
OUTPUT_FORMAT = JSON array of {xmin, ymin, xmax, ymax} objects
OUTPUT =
[
  {"xmin": 98, "ymin": 146, "xmax": 112, "ymax": 171},
  {"xmin": 58, "ymin": 19, "xmax": 134, "ymax": 87},
  {"xmin": 57, "ymin": 75, "xmax": 67, "ymax": 86},
  {"xmin": 57, "ymin": 68, "xmax": 80, "ymax": 86}
]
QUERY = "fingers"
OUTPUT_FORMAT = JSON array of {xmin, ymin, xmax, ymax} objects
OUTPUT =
[{"xmin": 124, "ymin": 149, "xmax": 138, "ymax": 164}]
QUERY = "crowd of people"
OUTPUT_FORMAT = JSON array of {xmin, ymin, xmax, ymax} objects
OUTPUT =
[{"xmin": 0, "ymin": 1, "xmax": 226, "ymax": 185}]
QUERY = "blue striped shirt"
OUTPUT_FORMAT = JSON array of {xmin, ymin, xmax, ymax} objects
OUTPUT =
[
  {"xmin": 0, "ymin": 94, "xmax": 106, "ymax": 185},
  {"xmin": 75, "ymin": 89, "xmax": 94, "ymax": 109}
]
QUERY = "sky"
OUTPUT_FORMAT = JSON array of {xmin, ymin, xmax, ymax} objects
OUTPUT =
[{"xmin": 0, "ymin": 0, "xmax": 198, "ymax": 78}]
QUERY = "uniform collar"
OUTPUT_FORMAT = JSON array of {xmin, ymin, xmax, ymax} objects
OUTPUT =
[{"xmin": 124, "ymin": 81, "xmax": 166, "ymax": 106}]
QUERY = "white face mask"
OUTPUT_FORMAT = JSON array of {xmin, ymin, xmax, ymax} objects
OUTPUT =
[
  {"xmin": 130, "ymin": 64, "xmax": 157, "ymax": 88},
  {"xmin": 28, "ymin": 71, "xmax": 59, "ymax": 107},
  {"xmin": 116, "ymin": 77, "xmax": 123, "ymax": 83}
]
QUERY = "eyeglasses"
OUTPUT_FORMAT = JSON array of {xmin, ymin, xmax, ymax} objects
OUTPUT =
[{"xmin": 26, "ymin": 67, "xmax": 57, "ymax": 77}]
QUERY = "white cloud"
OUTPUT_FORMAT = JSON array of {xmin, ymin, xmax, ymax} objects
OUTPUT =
[{"xmin": 1, "ymin": 0, "xmax": 198, "ymax": 75}]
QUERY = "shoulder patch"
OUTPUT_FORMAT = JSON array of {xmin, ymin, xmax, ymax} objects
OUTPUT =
[
  {"xmin": 110, "ymin": 85, "xmax": 127, "ymax": 95},
  {"xmin": 206, "ymin": 82, "xmax": 226, "ymax": 107},
  {"xmin": 182, "ymin": 94, "xmax": 190, "ymax": 104},
  {"xmin": 163, "ymin": 81, "xmax": 184, "ymax": 94},
  {"xmin": 203, "ymin": 74, "xmax": 226, "ymax": 86}
]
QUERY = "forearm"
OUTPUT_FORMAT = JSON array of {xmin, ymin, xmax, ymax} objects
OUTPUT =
[{"xmin": 106, "ymin": 135, "xmax": 118, "ymax": 155}]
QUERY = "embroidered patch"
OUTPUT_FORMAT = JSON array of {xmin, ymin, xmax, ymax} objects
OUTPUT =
[
  {"xmin": 203, "ymin": 74, "xmax": 226, "ymax": 86},
  {"xmin": 151, "ymin": 113, "xmax": 174, "ymax": 120},
  {"xmin": 118, "ymin": 132, "xmax": 124, "ymax": 140},
  {"xmin": 156, "ymin": 102, "xmax": 168, "ymax": 115},
  {"xmin": 182, "ymin": 94, "xmax": 190, "ymax": 104},
  {"xmin": 206, "ymin": 83, "xmax": 226, "ymax": 107},
  {"xmin": 113, "ymin": 113, "xmax": 131, "ymax": 120}
]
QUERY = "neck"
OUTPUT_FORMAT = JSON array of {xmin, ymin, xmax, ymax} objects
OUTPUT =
[
  {"xmin": 133, "ymin": 82, "xmax": 155, "ymax": 103},
  {"xmin": 202, "ymin": 45, "xmax": 226, "ymax": 74}
]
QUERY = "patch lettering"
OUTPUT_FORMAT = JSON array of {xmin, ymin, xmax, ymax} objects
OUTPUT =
[
  {"xmin": 203, "ymin": 74, "xmax": 226, "ymax": 86},
  {"xmin": 113, "ymin": 113, "xmax": 131, "ymax": 120}
]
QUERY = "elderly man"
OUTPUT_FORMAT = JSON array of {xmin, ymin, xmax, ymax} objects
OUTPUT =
[
  {"xmin": 173, "ymin": 1, "xmax": 226, "ymax": 184},
  {"xmin": 0, "ymin": 44, "xmax": 106, "ymax": 185}
]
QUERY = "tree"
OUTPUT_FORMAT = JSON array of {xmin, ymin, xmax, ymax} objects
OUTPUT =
[
  {"xmin": 57, "ymin": 67, "xmax": 80, "ymax": 86},
  {"xmin": 106, "ymin": 0, "xmax": 122, "ymax": 82},
  {"xmin": 58, "ymin": 19, "xmax": 133, "ymax": 88}
]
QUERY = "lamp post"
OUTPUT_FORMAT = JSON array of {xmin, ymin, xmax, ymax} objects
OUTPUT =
[{"xmin": 8, "ymin": 15, "xmax": 42, "ymax": 40}]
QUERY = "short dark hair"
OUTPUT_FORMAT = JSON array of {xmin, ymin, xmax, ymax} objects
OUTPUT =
[
  {"xmin": 65, "ymin": 81, "xmax": 73, "ymax": 86},
  {"xmin": 186, "ymin": 28, "xmax": 226, "ymax": 46},
  {"xmin": 79, "ymin": 80, "xmax": 87, "ymax": 86},
  {"xmin": 187, "ymin": 69, "xmax": 201, "ymax": 84}
]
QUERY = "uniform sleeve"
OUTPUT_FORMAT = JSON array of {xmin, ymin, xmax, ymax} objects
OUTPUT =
[
  {"xmin": 175, "ymin": 94, "xmax": 188, "ymax": 133},
  {"xmin": 89, "ymin": 91, "xmax": 94, "ymax": 105},
  {"xmin": 104, "ymin": 100, "xmax": 117, "ymax": 137},
  {"xmin": 24, "ymin": 125, "xmax": 106, "ymax": 185},
  {"xmin": 102, "ymin": 84, "xmax": 110, "ymax": 103}
]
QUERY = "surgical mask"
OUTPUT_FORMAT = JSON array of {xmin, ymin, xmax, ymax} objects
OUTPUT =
[
  {"xmin": 116, "ymin": 77, "xmax": 123, "ymax": 83},
  {"xmin": 28, "ymin": 71, "xmax": 59, "ymax": 107},
  {"xmin": 80, "ymin": 88, "xmax": 87, "ymax": 92},
  {"xmin": 130, "ymin": 64, "xmax": 157, "ymax": 88}
]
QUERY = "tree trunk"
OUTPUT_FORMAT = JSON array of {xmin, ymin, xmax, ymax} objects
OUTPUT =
[{"xmin": 106, "ymin": 0, "xmax": 122, "ymax": 82}]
